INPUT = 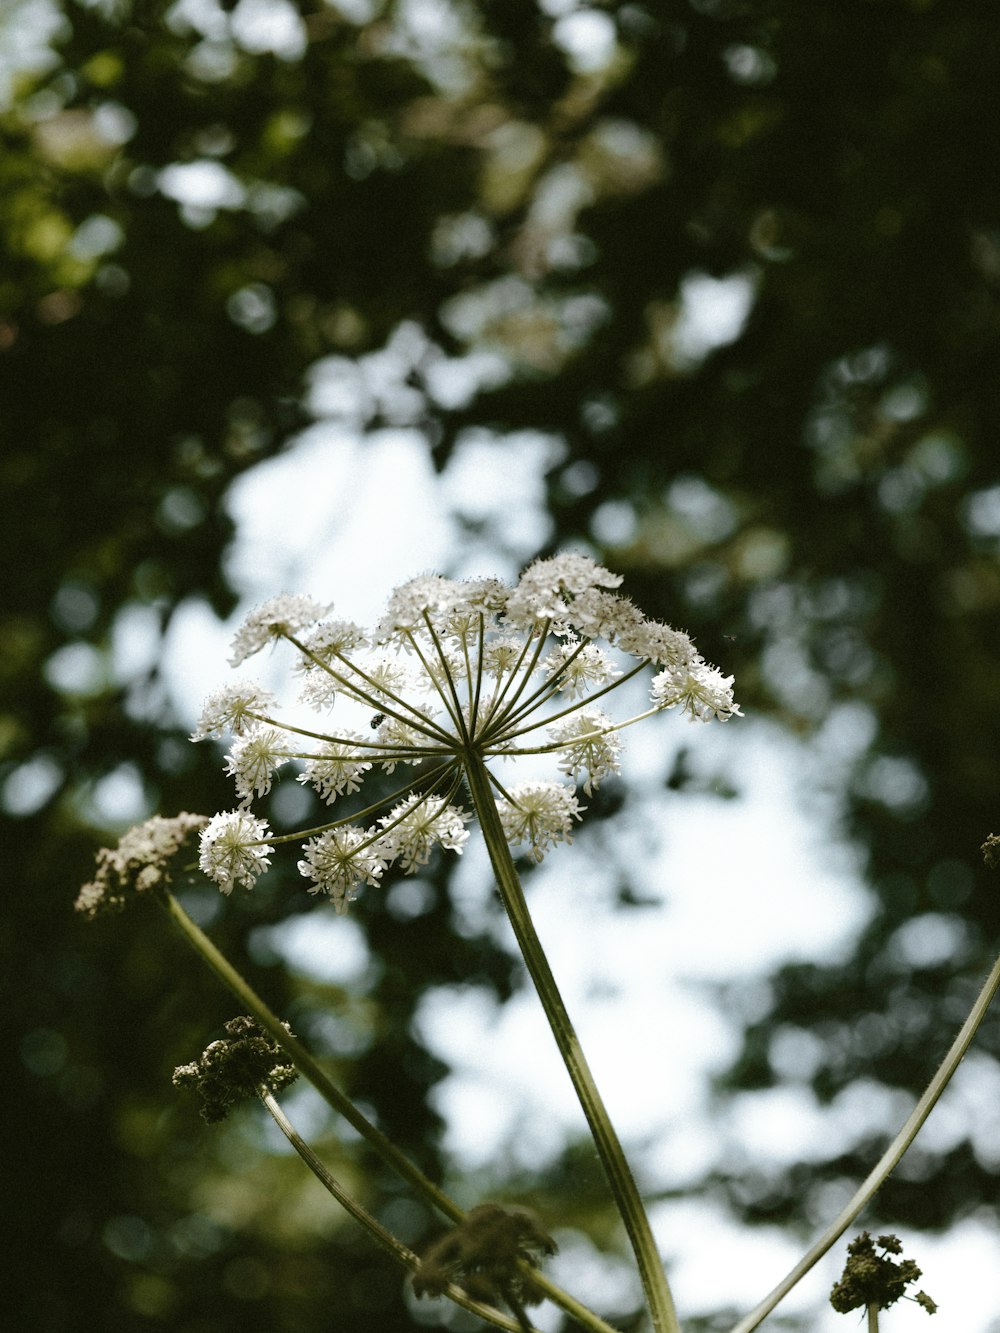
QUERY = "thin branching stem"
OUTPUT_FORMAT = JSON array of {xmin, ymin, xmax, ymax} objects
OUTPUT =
[
  {"xmin": 260, "ymin": 1091, "xmax": 542, "ymax": 1333},
  {"xmin": 283, "ymin": 631, "xmax": 455, "ymax": 745},
  {"xmin": 479, "ymin": 637, "xmax": 594, "ymax": 740},
  {"xmin": 264, "ymin": 759, "xmax": 460, "ymax": 846},
  {"xmin": 244, "ymin": 709, "xmax": 453, "ymax": 755},
  {"xmin": 495, "ymin": 660, "xmax": 648, "ymax": 745},
  {"xmin": 478, "ymin": 624, "xmax": 552, "ymax": 739},
  {"xmin": 728, "ymin": 947, "xmax": 1000, "ymax": 1333}
]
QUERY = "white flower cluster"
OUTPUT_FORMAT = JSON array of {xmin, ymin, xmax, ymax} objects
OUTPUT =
[
  {"xmin": 192, "ymin": 554, "xmax": 740, "ymax": 908},
  {"xmin": 77, "ymin": 813, "xmax": 208, "ymax": 917}
]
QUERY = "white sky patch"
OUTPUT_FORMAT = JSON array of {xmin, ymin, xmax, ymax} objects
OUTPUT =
[
  {"xmin": 229, "ymin": 0, "xmax": 306, "ymax": 60},
  {"xmin": 158, "ymin": 160, "xmax": 246, "ymax": 209},
  {"xmin": 672, "ymin": 269, "xmax": 758, "ymax": 369},
  {"xmin": 223, "ymin": 426, "xmax": 452, "ymax": 621},
  {"xmin": 0, "ymin": 0, "xmax": 65, "ymax": 109},
  {"xmin": 439, "ymin": 429, "xmax": 559, "ymax": 565},
  {"xmin": 656, "ymin": 723, "xmax": 870, "ymax": 977},
  {"xmin": 551, "ymin": 8, "xmax": 618, "ymax": 73}
]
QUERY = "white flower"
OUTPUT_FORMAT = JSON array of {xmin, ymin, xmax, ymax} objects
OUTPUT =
[
  {"xmin": 496, "ymin": 782, "xmax": 583, "ymax": 862},
  {"xmin": 76, "ymin": 813, "xmax": 208, "ymax": 916},
  {"xmin": 505, "ymin": 554, "xmax": 622, "ymax": 628},
  {"xmin": 548, "ymin": 708, "xmax": 622, "ymax": 794},
  {"xmin": 224, "ymin": 725, "xmax": 293, "ymax": 803},
  {"xmin": 440, "ymin": 577, "xmax": 509, "ymax": 642},
  {"xmin": 353, "ymin": 657, "xmax": 411, "ymax": 700},
  {"xmin": 199, "ymin": 811, "xmax": 273, "ymax": 893},
  {"xmin": 377, "ymin": 574, "xmax": 466, "ymax": 638},
  {"xmin": 299, "ymin": 737, "xmax": 371, "ymax": 803},
  {"xmin": 618, "ymin": 618, "xmax": 696, "ymax": 667},
  {"xmin": 292, "ymin": 620, "xmax": 370, "ymax": 710},
  {"xmin": 297, "ymin": 826, "xmax": 388, "ymax": 913},
  {"xmin": 544, "ymin": 639, "xmax": 622, "ymax": 698},
  {"xmin": 191, "ymin": 682, "xmax": 277, "ymax": 740},
  {"xmin": 379, "ymin": 793, "xmax": 470, "ymax": 872},
  {"xmin": 297, "ymin": 670, "xmax": 339, "ymax": 712},
  {"xmin": 482, "ymin": 634, "xmax": 529, "ymax": 678},
  {"xmin": 229, "ymin": 594, "xmax": 331, "ymax": 667},
  {"xmin": 650, "ymin": 660, "xmax": 741, "ymax": 721},
  {"xmin": 371, "ymin": 709, "xmax": 440, "ymax": 771},
  {"xmin": 561, "ymin": 588, "xmax": 645, "ymax": 643},
  {"xmin": 297, "ymin": 618, "xmax": 369, "ymax": 665},
  {"xmin": 193, "ymin": 556, "xmax": 739, "ymax": 901}
]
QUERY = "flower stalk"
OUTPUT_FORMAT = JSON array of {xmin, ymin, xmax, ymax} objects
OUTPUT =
[{"xmin": 463, "ymin": 749, "xmax": 680, "ymax": 1333}]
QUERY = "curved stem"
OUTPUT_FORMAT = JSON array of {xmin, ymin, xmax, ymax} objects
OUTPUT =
[
  {"xmin": 158, "ymin": 887, "xmax": 622, "ymax": 1333},
  {"xmin": 261, "ymin": 1091, "xmax": 540, "ymax": 1333},
  {"xmin": 157, "ymin": 887, "xmax": 460, "ymax": 1220},
  {"xmin": 728, "ymin": 948, "xmax": 1000, "ymax": 1333},
  {"xmin": 462, "ymin": 750, "xmax": 681, "ymax": 1333}
]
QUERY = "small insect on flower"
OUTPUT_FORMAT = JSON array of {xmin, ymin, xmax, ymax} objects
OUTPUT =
[{"xmin": 370, "ymin": 712, "xmax": 386, "ymax": 730}]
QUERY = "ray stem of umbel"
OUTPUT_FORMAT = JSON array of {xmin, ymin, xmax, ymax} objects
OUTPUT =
[
  {"xmin": 478, "ymin": 633, "xmax": 593, "ymax": 739},
  {"xmin": 156, "ymin": 884, "xmax": 624, "ymax": 1333},
  {"xmin": 281, "ymin": 630, "xmax": 456, "ymax": 745},
  {"xmin": 262, "ymin": 758, "xmax": 460, "ymax": 846},
  {"xmin": 477, "ymin": 621, "xmax": 554, "ymax": 740},
  {"xmin": 461, "ymin": 746, "xmax": 681, "ymax": 1333}
]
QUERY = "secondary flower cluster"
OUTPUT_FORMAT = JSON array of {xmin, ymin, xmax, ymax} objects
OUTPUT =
[
  {"xmin": 76, "ymin": 813, "xmax": 208, "ymax": 918},
  {"xmin": 193, "ymin": 554, "xmax": 739, "ymax": 911}
]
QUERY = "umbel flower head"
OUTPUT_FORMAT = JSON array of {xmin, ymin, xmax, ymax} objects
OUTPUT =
[
  {"xmin": 76, "ymin": 813, "xmax": 208, "ymax": 918},
  {"xmin": 192, "ymin": 556, "xmax": 740, "ymax": 911}
]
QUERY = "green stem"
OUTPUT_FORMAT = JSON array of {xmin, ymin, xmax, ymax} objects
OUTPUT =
[
  {"xmin": 158, "ymin": 887, "xmax": 621, "ymax": 1333},
  {"xmin": 728, "ymin": 947, "xmax": 1000, "ymax": 1333},
  {"xmin": 462, "ymin": 750, "xmax": 681, "ymax": 1333},
  {"xmin": 261, "ymin": 1091, "xmax": 541, "ymax": 1333},
  {"xmin": 867, "ymin": 1304, "xmax": 879, "ymax": 1333},
  {"xmin": 157, "ymin": 887, "xmax": 460, "ymax": 1220}
]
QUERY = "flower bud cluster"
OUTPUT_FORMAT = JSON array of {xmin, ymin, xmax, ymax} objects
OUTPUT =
[
  {"xmin": 191, "ymin": 555, "xmax": 740, "ymax": 910},
  {"xmin": 172, "ymin": 1016, "xmax": 297, "ymax": 1123}
]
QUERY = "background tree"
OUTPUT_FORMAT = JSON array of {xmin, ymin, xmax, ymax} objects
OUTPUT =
[{"xmin": 5, "ymin": 1, "xmax": 999, "ymax": 1330}]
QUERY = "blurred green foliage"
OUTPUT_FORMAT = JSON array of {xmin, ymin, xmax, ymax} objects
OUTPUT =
[{"xmin": 4, "ymin": 1, "xmax": 1000, "ymax": 1329}]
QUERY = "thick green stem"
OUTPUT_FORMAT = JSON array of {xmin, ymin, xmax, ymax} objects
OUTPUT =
[
  {"xmin": 728, "ymin": 948, "xmax": 1000, "ymax": 1333},
  {"xmin": 158, "ymin": 888, "xmax": 621, "ymax": 1333},
  {"xmin": 867, "ymin": 1305, "xmax": 879, "ymax": 1333},
  {"xmin": 261, "ymin": 1091, "xmax": 541, "ymax": 1333},
  {"xmin": 463, "ymin": 751, "xmax": 681, "ymax": 1333}
]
